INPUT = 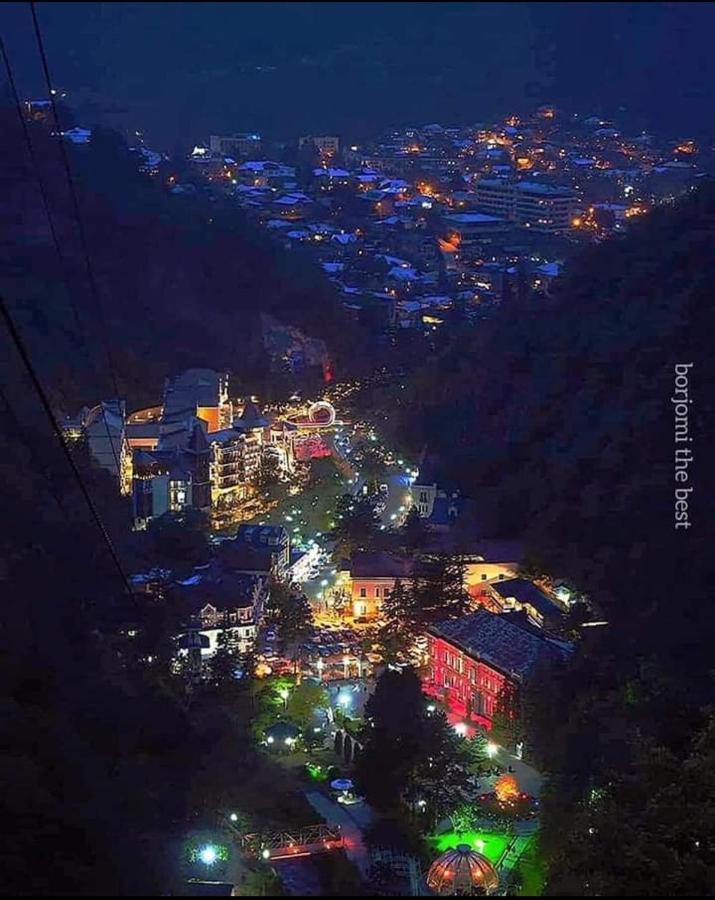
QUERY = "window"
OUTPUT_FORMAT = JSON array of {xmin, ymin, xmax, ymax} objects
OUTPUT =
[
  {"xmin": 359, "ymin": 587, "xmax": 367, "ymax": 598},
  {"xmin": 383, "ymin": 587, "xmax": 390, "ymax": 597},
  {"xmin": 481, "ymin": 573, "xmax": 487, "ymax": 581},
  {"xmin": 472, "ymin": 691, "xmax": 486, "ymax": 716},
  {"xmin": 375, "ymin": 587, "xmax": 380, "ymax": 598},
  {"xmin": 358, "ymin": 603, "xmax": 367, "ymax": 617},
  {"xmin": 419, "ymin": 491, "xmax": 428, "ymax": 503}
]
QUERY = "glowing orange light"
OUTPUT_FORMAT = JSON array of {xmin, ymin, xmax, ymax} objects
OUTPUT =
[{"xmin": 495, "ymin": 774, "xmax": 520, "ymax": 804}]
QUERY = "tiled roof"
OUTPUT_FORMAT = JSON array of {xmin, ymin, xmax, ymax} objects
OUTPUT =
[
  {"xmin": 350, "ymin": 551, "xmax": 418, "ymax": 579},
  {"xmin": 430, "ymin": 609, "xmax": 569, "ymax": 680}
]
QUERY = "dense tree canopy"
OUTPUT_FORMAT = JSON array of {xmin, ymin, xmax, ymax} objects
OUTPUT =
[
  {"xmin": 360, "ymin": 185, "xmax": 715, "ymax": 894},
  {"xmin": 0, "ymin": 104, "xmax": 355, "ymax": 415}
]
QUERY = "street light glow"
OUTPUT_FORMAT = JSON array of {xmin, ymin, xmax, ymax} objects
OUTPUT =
[
  {"xmin": 486, "ymin": 741, "xmax": 498, "ymax": 758},
  {"xmin": 199, "ymin": 845, "xmax": 218, "ymax": 866}
]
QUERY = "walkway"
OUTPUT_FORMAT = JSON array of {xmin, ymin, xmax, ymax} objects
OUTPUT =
[{"xmin": 305, "ymin": 790, "xmax": 373, "ymax": 876}]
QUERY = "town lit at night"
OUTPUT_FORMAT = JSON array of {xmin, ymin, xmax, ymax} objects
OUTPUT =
[{"xmin": 1, "ymin": 2, "xmax": 712, "ymax": 896}]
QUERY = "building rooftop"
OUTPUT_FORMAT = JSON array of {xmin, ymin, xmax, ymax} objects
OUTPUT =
[
  {"xmin": 235, "ymin": 524, "xmax": 289, "ymax": 547},
  {"xmin": 174, "ymin": 570, "xmax": 263, "ymax": 614},
  {"xmin": 217, "ymin": 541, "xmax": 274, "ymax": 574},
  {"xmin": 515, "ymin": 181, "xmax": 574, "ymax": 197},
  {"xmin": 445, "ymin": 212, "xmax": 504, "ymax": 224},
  {"xmin": 491, "ymin": 578, "xmax": 565, "ymax": 621},
  {"xmin": 430, "ymin": 608, "xmax": 570, "ymax": 680},
  {"xmin": 350, "ymin": 551, "xmax": 423, "ymax": 579},
  {"xmin": 163, "ymin": 369, "xmax": 226, "ymax": 417},
  {"xmin": 235, "ymin": 400, "xmax": 270, "ymax": 430}
]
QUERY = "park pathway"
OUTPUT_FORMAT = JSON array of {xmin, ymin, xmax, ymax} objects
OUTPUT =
[{"xmin": 305, "ymin": 790, "xmax": 373, "ymax": 876}]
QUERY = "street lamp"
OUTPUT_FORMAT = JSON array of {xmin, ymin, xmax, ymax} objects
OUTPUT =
[
  {"xmin": 279, "ymin": 687, "xmax": 290, "ymax": 710},
  {"xmin": 486, "ymin": 741, "xmax": 498, "ymax": 759},
  {"xmin": 316, "ymin": 658, "xmax": 324, "ymax": 680},
  {"xmin": 343, "ymin": 655, "xmax": 350, "ymax": 678},
  {"xmin": 338, "ymin": 692, "xmax": 351, "ymax": 709},
  {"xmin": 199, "ymin": 845, "xmax": 218, "ymax": 867}
]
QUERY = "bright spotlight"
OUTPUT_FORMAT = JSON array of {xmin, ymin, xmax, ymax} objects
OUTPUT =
[{"xmin": 199, "ymin": 845, "xmax": 217, "ymax": 866}]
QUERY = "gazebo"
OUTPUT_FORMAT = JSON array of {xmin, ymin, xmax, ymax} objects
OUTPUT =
[{"xmin": 426, "ymin": 844, "xmax": 499, "ymax": 896}]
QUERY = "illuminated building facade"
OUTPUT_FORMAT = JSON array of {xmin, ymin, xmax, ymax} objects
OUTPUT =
[
  {"xmin": 209, "ymin": 133, "xmax": 262, "ymax": 158},
  {"xmin": 175, "ymin": 570, "xmax": 269, "ymax": 657},
  {"xmin": 299, "ymin": 135, "xmax": 340, "ymax": 156},
  {"xmin": 85, "ymin": 399, "xmax": 132, "ymax": 494},
  {"xmin": 347, "ymin": 552, "xmax": 421, "ymax": 620},
  {"xmin": 131, "ymin": 421, "xmax": 211, "ymax": 528},
  {"xmin": 475, "ymin": 179, "xmax": 576, "ymax": 232},
  {"xmin": 233, "ymin": 524, "xmax": 291, "ymax": 575},
  {"xmin": 425, "ymin": 609, "xmax": 570, "ymax": 727},
  {"xmin": 163, "ymin": 369, "xmax": 232, "ymax": 434}
]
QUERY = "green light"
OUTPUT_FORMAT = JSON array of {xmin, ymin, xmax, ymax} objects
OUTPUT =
[{"xmin": 431, "ymin": 831, "xmax": 509, "ymax": 864}]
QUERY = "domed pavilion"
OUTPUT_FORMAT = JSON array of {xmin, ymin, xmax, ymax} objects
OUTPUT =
[{"xmin": 426, "ymin": 844, "xmax": 500, "ymax": 896}]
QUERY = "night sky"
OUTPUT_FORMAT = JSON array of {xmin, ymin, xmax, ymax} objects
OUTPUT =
[{"xmin": 3, "ymin": 2, "xmax": 715, "ymax": 148}]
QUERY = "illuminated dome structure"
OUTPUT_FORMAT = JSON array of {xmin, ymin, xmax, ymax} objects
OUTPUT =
[{"xmin": 426, "ymin": 844, "xmax": 499, "ymax": 896}]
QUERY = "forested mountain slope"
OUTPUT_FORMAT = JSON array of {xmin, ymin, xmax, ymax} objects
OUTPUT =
[
  {"xmin": 378, "ymin": 185, "xmax": 715, "ymax": 894},
  {"xmin": 0, "ymin": 106, "xmax": 350, "ymax": 413}
]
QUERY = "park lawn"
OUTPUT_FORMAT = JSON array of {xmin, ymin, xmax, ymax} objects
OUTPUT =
[
  {"xmin": 430, "ymin": 830, "xmax": 511, "ymax": 865},
  {"xmin": 515, "ymin": 836, "xmax": 545, "ymax": 896}
]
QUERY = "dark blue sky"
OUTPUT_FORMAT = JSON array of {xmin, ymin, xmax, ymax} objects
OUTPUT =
[{"xmin": 3, "ymin": 2, "xmax": 715, "ymax": 148}]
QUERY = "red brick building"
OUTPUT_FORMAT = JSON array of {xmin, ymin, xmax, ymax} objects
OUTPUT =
[{"xmin": 424, "ymin": 609, "xmax": 570, "ymax": 729}]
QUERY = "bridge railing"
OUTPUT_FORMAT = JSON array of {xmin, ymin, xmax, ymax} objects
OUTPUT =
[{"xmin": 242, "ymin": 824, "xmax": 343, "ymax": 859}]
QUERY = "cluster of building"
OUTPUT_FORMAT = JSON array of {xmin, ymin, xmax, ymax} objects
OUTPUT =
[
  {"xmin": 326, "ymin": 451, "xmax": 577, "ymax": 730},
  {"xmin": 64, "ymin": 368, "xmax": 338, "ymax": 530},
  {"xmin": 179, "ymin": 107, "xmax": 709, "ymax": 333},
  {"xmin": 163, "ymin": 523, "xmax": 290, "ymax": 668},
  {"xmin": 342, "ymin": 540, "xmax": 573, "ymax": 731}
]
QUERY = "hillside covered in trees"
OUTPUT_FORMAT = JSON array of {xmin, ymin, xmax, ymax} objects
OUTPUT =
[
  {"xmin": 367, "ymin": 185, "xmax": 715, "ymax": 894},
  {"xmin": 0, "ymin": 102, "xmax": 353, "ymax": 414}
]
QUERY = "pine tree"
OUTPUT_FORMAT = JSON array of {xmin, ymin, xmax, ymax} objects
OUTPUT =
[
  {"xmin": 378, "ymin": 578, "xmax": 417, "ymax": 662},
  {"xmin": 210, "ymin": 628, "xmax": 239, "ymax": 695},
  {"xmin": 266, "ymin": 578, "xmax": 314, "ymax": 671},
  {"xmin": 490, "ymin": 681, "xmax": 524, "ymax": 752}
]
